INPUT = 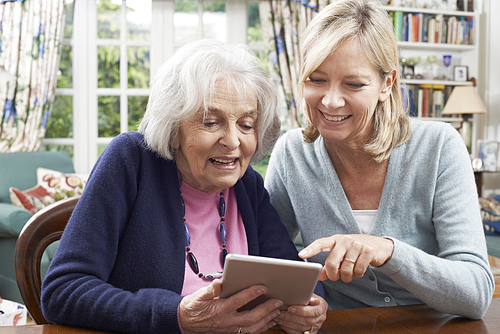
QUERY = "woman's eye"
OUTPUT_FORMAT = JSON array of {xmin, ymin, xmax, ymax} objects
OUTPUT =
[
  {"xmin": 203, "ymin": 122, "xmax": 218, "ymax": 129},
  {"xmin": 241, "ymin": 124, "xmax": 253, "ymax": 131},
  {"xmin": 307, "ymin": 77, "xmax": 325, "ymax": 84},
  {"xmin": 347, "ymin": 83, "xmax": 365, "ymax": 88},
  {"xmin": 203, "ymin": 120, "xmax": 218, "ymax": 127}
]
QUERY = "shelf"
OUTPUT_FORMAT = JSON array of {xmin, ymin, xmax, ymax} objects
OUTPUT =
[
  {"xmin": 417, "ymin": 117, "xmax": 464, "ymax": 122},
  {"xmin": 384, "ymin": 6, "xmax": 477, "ymax": 17},
  {"xmin": 401, "ymin": 79, "xmax": 473, "ymax": 86},
  {"xmin": 397, "ymin": 41, "xmax": 475, "ymax": 51}
]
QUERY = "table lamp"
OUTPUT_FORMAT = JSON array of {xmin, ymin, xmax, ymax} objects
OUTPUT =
[
  {"xmin": 442, "ymin": 85, "xmax": 487, "ymax": 153},
  {"xmin": 442, "ymin": 86, "xmax": 487, "ymax": 118}
]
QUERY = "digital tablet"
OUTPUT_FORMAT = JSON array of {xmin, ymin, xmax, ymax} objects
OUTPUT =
[{"xmin": 219, "ymin": 254, "xmax": 323, "ymax": 311}]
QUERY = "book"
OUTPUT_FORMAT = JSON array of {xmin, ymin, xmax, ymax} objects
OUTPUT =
[
  {"xmin": 407, "ymin": 84, "xmax": 418, "ymax": 117},
  {"xmin": 402, "ymin": 13, "xmax": 408, "ymax": 41},
  {"xmin": 457, "ymin": 17, "xmax": 465, "ymax": 44},
  {"xmin": 468, "ymin": 0, "xmax": 474, "ymax": 12},
  {"xmin": 418, "ymin": 13, "xmax": 424, "ymax": 42},
  {"xmin": 394, "ymin": 11, "xmax": 403, "ymax": 41},
  {"xmin": 407, "ymin": 13, "xmax": 413, "ymax": 43},
  {"xmin": 422, "ymin": 14, "xmax": 429, "ymax": 43},
  {"xmin": 432, "ymin": 86, "xmax": 445, "ymax": 117},
  {"xmin": 436, "ymin": 15, "xmax": 443, "ymax": 44},
  {"xmin": 457, "ymin": 0, "xmax": 464, "ymax": 11},
  {"xmin": 468, "ymin": 18, "xmax": 474, "ymax": 45},
  {"xmin": 428, "ymin": 18, "xmax": 436, "ymax": 43},
  {"xmin": 412, "ymin": 14, "xmax": 419, "ymax": 42},
  {"xmin": 418, "ymin": 88, "xmax": 423, "ymax": 118}
]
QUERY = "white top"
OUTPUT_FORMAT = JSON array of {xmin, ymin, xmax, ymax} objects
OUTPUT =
[{"xmin": 353, "ymin": 210, "xmax": 378, "ymax": 234}]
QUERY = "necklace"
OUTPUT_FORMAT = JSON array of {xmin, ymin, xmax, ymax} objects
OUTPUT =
[{"xmin": 179, "ymin": 178, "xmax": 228, "ymax": 280}]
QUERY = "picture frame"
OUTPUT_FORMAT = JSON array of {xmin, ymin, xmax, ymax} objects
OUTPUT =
[
  {"xmin": 477, "ymin": 140, "xmax": 499, "ymax": 172},
  {"xmin": 454, "ymin": 65, "xmax": 468, "ymax": 82}
]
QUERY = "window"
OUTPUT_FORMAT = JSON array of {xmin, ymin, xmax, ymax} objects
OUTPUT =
[{"xmin": 44, "ymin": 0, "xmax": 263, "ymax": 173}]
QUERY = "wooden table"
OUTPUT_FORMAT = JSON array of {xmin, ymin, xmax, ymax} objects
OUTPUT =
[{"xmin": 3, "ymin": 298, "xmax": 500, "ymax": 333}]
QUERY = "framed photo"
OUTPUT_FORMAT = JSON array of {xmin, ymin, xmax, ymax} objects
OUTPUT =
[
  {"xmin": 477, "ymin": 140, "xmax": 499, "ymax": 172},
  {"xmin": 454, "ymin": 65, "xmax": 468, "ymax": 82}
]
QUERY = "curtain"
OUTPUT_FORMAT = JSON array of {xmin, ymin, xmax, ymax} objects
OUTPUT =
[
  {"xmin": 259, "ymin": 0, "xmax": 330, "ymax": 131},
  {"xmin": 0, "ymin": 0, "xmax": 66, "ymax": 152}
]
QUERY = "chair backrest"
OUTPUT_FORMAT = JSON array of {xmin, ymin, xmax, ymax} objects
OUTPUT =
[{"xmin": 14, "ymin": 196, "xmax": 79, "ymax": 324}]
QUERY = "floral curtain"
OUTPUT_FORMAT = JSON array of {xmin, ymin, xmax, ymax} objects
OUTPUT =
[
  {"xmin": 259, "ymin": 0, "xmax": 330, "ymax": 131},
  {"xmin": 0, "ymin": 0, "xmax": 66, "ymax": 152}
]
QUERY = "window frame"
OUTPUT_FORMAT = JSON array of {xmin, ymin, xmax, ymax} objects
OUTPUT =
[{"xmin": 44, "ymin": 0, "xmax": 258, "ymax": 173}]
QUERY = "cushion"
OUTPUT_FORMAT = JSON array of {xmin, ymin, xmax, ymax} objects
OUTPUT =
[
  {"xmin": 9, "ymin": 185, "xmax": 54, "ymax": 215},
  {"xmin": 8, "ymin": 168, "xmax": 88, "ymax": 214},
  {"xmin": 36, "ymin": 168, "xmax": 88, "ymax": 201},
  {"xmin": 0, "ymin": 203, "xmax": 32, "ymax": 238},
  {"xmin": 0, "ymin": 151, "xmax": 75, "ymax": 204}
]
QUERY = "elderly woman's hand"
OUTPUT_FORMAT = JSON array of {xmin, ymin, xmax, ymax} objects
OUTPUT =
[
  {"xmin": 179, "ymin": 279, "xmax": 283, "ymax": 334},
  {"xmin": 298, "ymin": 234, "xmax": 394, "ymax": 283},
  {"xmin": 273, "ymin": 294, "xmax": 327, "ymax": 334}
]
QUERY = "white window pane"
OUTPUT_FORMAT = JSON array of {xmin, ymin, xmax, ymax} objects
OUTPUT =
[
  {"xmin": 203, "ymin": 2, "xmax": 226, "ymax": 41},
  {"xmin": 97, "ymin": 46, "xmax": 120, "ymax": 88},
  {"xmin": 98, "ymin": 96, "xmax": 120, "ymax": 137},
  {"xmin": 174, "ymin": 0, "xmax": 199, "ymax": 46},
  {"xmin": 203, "ymin": 1, "xmax": 226, "ymax": 41},
  {"xmin": 128, "ymin": 46, "xmax": 150, "ymax": 88},
  {"xmin": 97, "ymin": 0, "xmax": 122, "ymax": 39},
  {"xmin": 126, "ymin": 0, "xmax": 151, "ymax": 40}
]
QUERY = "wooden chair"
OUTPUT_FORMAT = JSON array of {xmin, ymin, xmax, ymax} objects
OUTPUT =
[{"xmin": 14, "ymin": 196, "xmax": 79, "ymax": 324}]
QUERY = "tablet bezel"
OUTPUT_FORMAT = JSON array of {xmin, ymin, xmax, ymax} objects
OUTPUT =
[{"xmin": 219, "ymin": 254, "xmax": 323, "ymax": 311}]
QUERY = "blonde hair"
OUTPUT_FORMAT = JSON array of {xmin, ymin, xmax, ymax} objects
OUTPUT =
[{"xmin": 300, "ymin": 0, "xmax": 411, "ymax": 162}]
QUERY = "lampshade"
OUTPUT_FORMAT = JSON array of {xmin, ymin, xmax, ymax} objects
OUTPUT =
[{"xmin": 441, "ymin": 86, "xmax": 487, "ymax": 115}]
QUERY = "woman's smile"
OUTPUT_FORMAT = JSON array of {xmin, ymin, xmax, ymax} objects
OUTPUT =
[
  {"xmin": 321, "ymin": 112, "xmax": 351, "ymax": 122},
  {"xmin": 210, "ymin": 157, "xmax": 238, "ymax": 167}
]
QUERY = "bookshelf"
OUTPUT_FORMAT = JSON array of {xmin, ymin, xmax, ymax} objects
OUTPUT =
[{"xmin": 384, "ymin": 5, "xmax": 479, "ymax": 123}]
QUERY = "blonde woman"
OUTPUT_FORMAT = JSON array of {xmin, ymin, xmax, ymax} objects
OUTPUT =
[{"xmin": 265, "ymin": 0, "xmax": 494, "ymax": 319}]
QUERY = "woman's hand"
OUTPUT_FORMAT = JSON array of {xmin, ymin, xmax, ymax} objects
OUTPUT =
[
  {"xmin": 179, "ymin": 279, "xmax": 283, "ymax": 334},
  {"xmin": 273, "ymin": 294, "xmax": 327, "ymax": 334},
  {"xmin": 299, "ymin": 234, "xmax": 394, "ymax": 283}
]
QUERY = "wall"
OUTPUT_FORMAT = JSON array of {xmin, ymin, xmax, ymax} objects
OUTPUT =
[{"xmin": 482, "ymin": 0, "xmax": 500, "ymax": 197}]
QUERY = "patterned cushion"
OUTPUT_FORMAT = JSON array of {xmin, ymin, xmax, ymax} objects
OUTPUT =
[
  {"xmin": 36, "ymin": 167, "xmax": 88, "ymax": 201},
  {"xmin": 9, "ymin": 168, "xmax": 88, "ymax": 214},
  {"xmin": 9, "ymin": 185, "xmax": 54, "ymax": 215}
]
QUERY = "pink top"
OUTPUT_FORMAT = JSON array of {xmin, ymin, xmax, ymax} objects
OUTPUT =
[{"xmin": 180, "ymin": 182, "xmax": 248, "ymax": 296}]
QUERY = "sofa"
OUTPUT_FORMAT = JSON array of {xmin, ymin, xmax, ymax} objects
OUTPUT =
[{"xmin": 0, "ymin": 151, "xmax": 75, "ymax": 304}]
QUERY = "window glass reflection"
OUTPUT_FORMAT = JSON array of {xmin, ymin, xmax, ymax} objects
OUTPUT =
[
  {"xmin": 126, "ymin": 0, "xmax": 151, "ymax": 40},
  {"xmin": 97, "ymin": 0, "xmax": 122, "ymax": 39},
  {"xmin": 63, "ymin": 0, "xmax": 75, "ymax": 39},
  {"xmin": 203, "ymin": 1, "xmax": 226, "ymax": 41},
  {"xmin": 47, "ymin": 95, "xmax": 73, "ymax": 138},
  {"xmin": 98, "ymin": 46, "xmax": 120, "ymax": 88},
  {"xmin": 128, "ymin": 47, "xmax": 150, "ymax": 88},
  {"xmin": 174, "ymin": 0, "xmax": 199, "ymax": 45},
  {"xmin": 57, "ymin": 45, "xmax": 73, "ymax": 89},
  {"xmin": 128, "ymin": 96, "xmax": 148, "ymax": 131},
  {"xmin": 98, "ymin": 96, "xmax": 120, "ymax": 137}
]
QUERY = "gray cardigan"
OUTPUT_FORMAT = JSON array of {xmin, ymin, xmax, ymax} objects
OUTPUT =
[{"xmin": 265, "ymin": 119, "xmax": 494, "ymax": 319}]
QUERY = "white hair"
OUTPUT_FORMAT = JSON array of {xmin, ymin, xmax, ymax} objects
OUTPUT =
[{"xmin": 138, "ymin": 39, "xmax": 280, "ymax": 163}]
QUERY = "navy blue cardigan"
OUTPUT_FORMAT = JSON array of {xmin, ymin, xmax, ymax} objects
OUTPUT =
[{"xmin": 41, "ymin": 132, "xmax": 320, "ymax": 333}]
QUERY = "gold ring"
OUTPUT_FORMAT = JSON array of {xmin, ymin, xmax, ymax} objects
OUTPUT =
[
  {"xmin": 303, "ymin": 325, "xmax": 314, "ymax": 334},
  {"xmin": 237, "ymin": 327, "xmax": 244, "ymax": 334},
  {"xmin": 344, "ymin": 257, "xmax": 356, "ymax": 264}
]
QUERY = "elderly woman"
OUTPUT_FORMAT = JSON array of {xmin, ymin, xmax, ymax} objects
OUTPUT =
[
  {"xmin": 265, "ymin": 0, "xmax": 494, "ymax": 319},
  {"xmin": 41, "ymin": 39, "xmax": 327, "ymax": 334}
]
